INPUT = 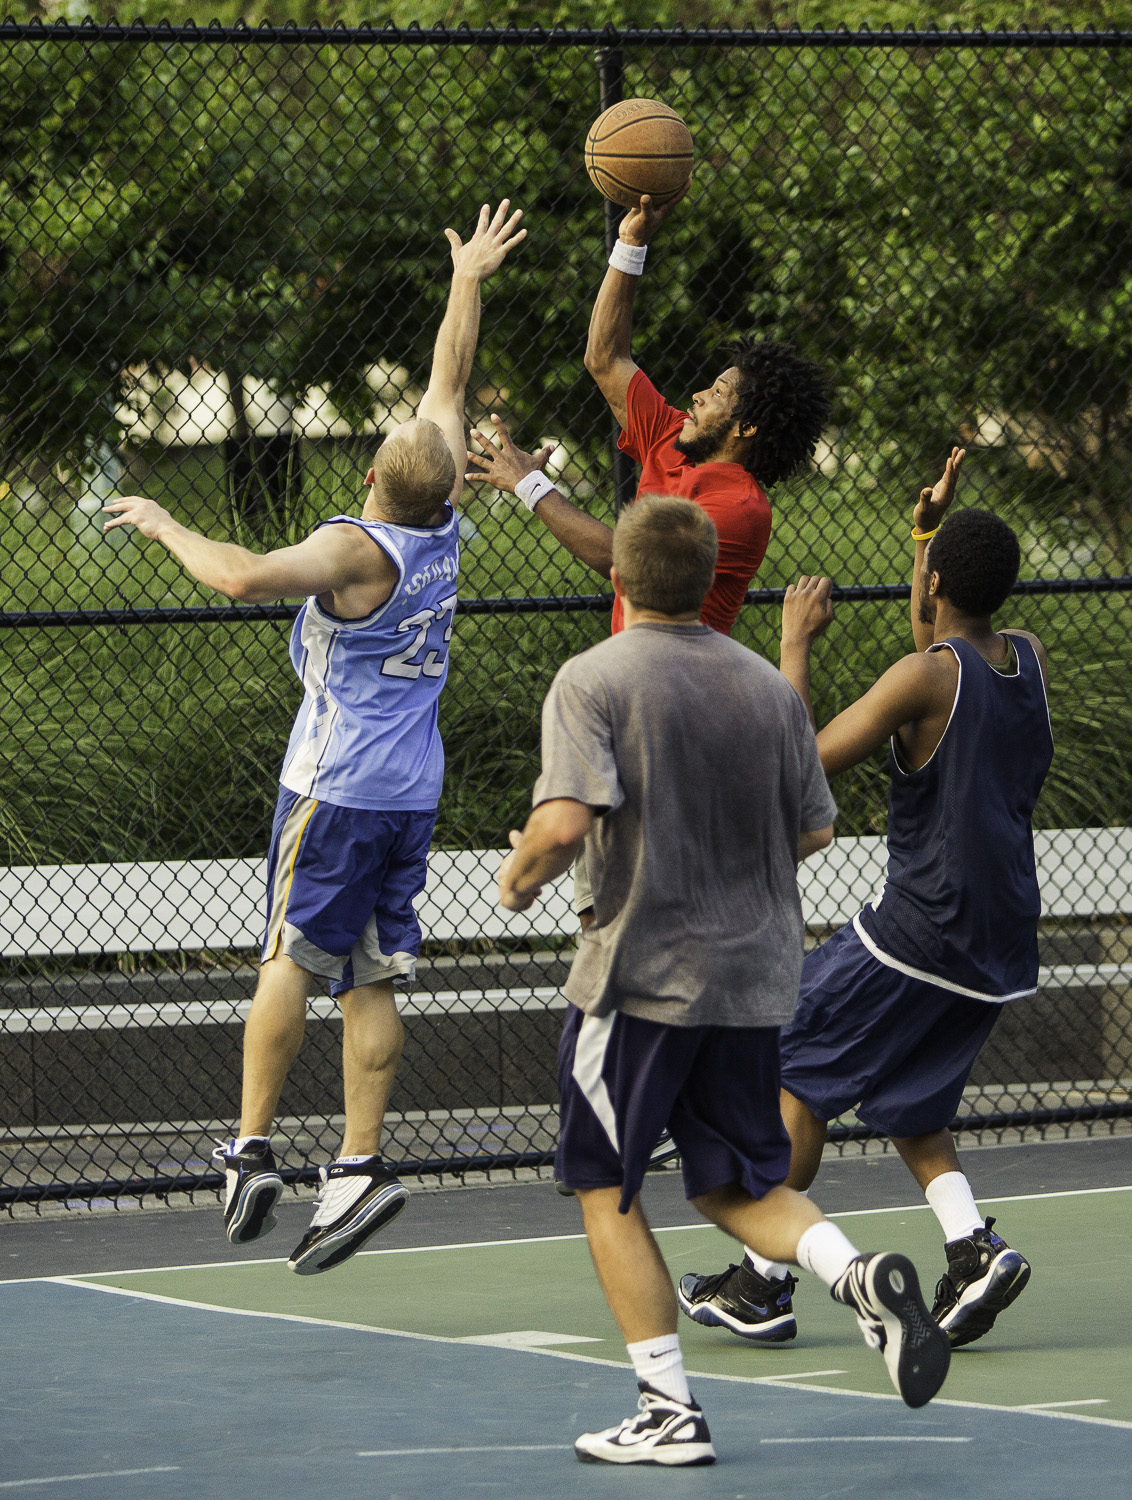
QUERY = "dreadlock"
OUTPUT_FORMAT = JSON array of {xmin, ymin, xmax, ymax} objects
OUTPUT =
[{"xmin": 722, "ymin": 337, "xmax": 833, "ymax": 488}]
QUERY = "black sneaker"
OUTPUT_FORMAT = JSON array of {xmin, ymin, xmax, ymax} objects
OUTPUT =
[
  {"xmin": 287, "ymin": 1158, "xmax": 408, "ymax": 1275},
  {"xmin": 931, "ymin": 1218, "xmax": 1031, "ymax": 1348},
  {"xmin": 677, "ymin": 1260, "xmax": 798, "ymax": 1343},
  {"xmin": 574, "ymin": 1383, "xmax": 715, "ymax": 1466},
  {"xmin": 212, "ymin": 1137, "xmax": 284, "ymax": 1246},
  {"xmin": 833, "ymin": 1252, "xmax": 951, "ymax": 1409}
]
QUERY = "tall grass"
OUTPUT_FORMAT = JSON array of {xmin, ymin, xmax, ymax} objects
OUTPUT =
[{"xmin": 0, "ymin": 443, "xmax": 1128, "ymax": 867}]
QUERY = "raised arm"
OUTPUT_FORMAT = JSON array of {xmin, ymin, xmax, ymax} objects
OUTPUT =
[
  {"xmin": 102, "ymin": 498, "xmax": 395, "ymax": 605},
  {"xmin": 466, "ymin": 415, "xmax": 615, "ymax": 578},
  {"xmin": 417, "ymin": 200, "xmax": 526, "ymax": 503},
  {"xmin": 779, "ymin": 573, "xmax": 957, "ymax": 777},
  {"xmin": 910, "ymin": 446, "xmax": 965, "ymax": 652},
  {"xmin": 584, "ymin": 190, "xmax": 686, "ymax": 430}
]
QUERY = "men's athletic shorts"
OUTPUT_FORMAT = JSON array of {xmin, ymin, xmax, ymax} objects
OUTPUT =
[
  {"xmin": 779, "ymin": 922, "xmax": 1001, "ymax": 1139},
  {"xmin": 261, "ymin": 787, "xmax": 436, "ymax": 997},
  {"xmin": 556, "ymin": 1005, "xmax": 791, "ymax": 1213}
]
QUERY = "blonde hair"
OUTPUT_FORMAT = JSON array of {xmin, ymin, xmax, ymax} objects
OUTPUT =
[
  {"xmin": 612, "ymin": 494, "xmax": 719, "ymax": 616},
  {"xmin": 371, "ymin": 419, "xmax": 456, "ymax": 525}
]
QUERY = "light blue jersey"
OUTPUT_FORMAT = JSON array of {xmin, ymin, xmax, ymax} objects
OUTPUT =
[{"xmin": 279, "ymin": 508, "xmax": 460, "ymax": 811}]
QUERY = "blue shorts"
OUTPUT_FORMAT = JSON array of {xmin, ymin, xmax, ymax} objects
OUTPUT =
[
  {"xmin": 261, "ymin": 787, "xmax": 436, "ymax": 997},
  {"xmin": 779, "ymin": 922, "xmax": 1001, "ymax": 1138},
  {"xmin": 556, "ymin": 1006, "xmax": 791, "ymax": 1214}
]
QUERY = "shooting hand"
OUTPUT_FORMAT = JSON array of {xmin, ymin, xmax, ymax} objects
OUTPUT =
[{"xmin": 618, "ymin": 181, "xmax": 691, "ymax": 247}]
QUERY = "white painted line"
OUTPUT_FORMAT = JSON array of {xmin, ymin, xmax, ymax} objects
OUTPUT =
[
  {"xmin": 454, "ymin": 1331, "xmax": 602, "ymax": 1348},
  {"xmin": 761, "ymin": 1436, "xmax": 971, "ymax": 1444},
  {"xmin": 1013, "ymin": 1399, "xmax": 1109, "ymax": 1410},
  {"xmin": 751, "ymin": 1370, "xmax": 848, "ymax": 1383},
  {"xmin": 357, "ymin": 1445, "xmax": 572, "ymax": 1457},
  {"xmin": 23, "ymin": 1179, "xmax": 1127, "ymax": 1287},
  {"xmin": 0, "ymin": 1468, "xmax": 179, "ymax": 1490},
  {"xmin": 43, "ymin": 1277, "xmax": 1132, "ymax": 1431}
]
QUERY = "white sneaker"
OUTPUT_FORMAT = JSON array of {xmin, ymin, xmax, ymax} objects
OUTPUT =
[
  {"xmin": 574, "ymin": 1384, "xmax": 716, "ymax": 1467},
  {"xmin": 287, "ymin": 1158, "xmax": 408, "ymax": 1275},
  {"xmin": 833, "ymin": 1252, "xmax": 951, "ymax": 1408}
]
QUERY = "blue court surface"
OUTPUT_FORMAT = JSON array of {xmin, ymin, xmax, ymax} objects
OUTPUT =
[{"xmin": 3, "ymin": 1144, "xmax": 1130, "ymax": 1499}]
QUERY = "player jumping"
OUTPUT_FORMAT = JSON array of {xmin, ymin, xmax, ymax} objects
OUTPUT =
[
  {"xmin": 679, "ymin": 450, "xmax": 1053, "ymax": 1350},
  {"xmin": 468, "ymin": 190, "xmax": 831, "ymax": 926},
  {"xmin": 498, "ymin": 495, "xmax": 950, "ymax": 1467},
  {"xmin": 103, "ymin": 202, "xmax": 526, "ymax": 1273}
]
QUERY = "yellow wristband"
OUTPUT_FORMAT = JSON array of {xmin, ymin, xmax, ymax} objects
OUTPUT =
[{"xmin": 911, "ymin": 525, "xmax": 938, "ymax": 542}]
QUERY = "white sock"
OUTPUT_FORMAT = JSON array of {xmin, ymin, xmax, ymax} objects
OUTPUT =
[
  {"xmin": 626, "ymin": 1334, "xmax": 692, "ymax": 1405},
  {"xmin": 233, "ymin": 1134, "xmax": 268, "ymax": 1154},
  {"xmin": 335, "ymin": 1154, "xmax": 379, "ymax": 1166},
  {"xmin": 925, "ymin": 1171, "xmax": 984, "ymax": 1242},
  {"xmin": 743, "ymin": 1247, "xmax": 791, "ymax": 1280},
  {"xmin": 796, "ymin": 1221, "xmax": 860, "ymax": 1288}
]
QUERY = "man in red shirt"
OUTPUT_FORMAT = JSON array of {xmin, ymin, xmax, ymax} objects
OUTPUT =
[{"xmin": 467, "ymin": 192, "xmax": 831, "ymax": 637}]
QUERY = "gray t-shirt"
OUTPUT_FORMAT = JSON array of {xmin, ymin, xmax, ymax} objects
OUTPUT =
[{"xmin": 532, "ymin": 623, "xmax": 837, "ymax": 1028}]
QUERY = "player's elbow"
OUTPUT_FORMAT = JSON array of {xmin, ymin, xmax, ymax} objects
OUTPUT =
[{"xmin": 221, "ymin": 561, "xmax": 272, "ymax": 604}]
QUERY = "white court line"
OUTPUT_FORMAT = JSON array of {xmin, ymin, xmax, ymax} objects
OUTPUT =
[
  {"xmin": 1014, "ymin": 1399, "xmax": 1109, "ymax": 1410},
  {"xmin": 12, "ymin": 1180, "xmax": 1129, "ymax": 1287},
  {"xmin": 40, "ymin": 1277, "xmax": 1132, "ymax": 1432},
  {"xmin": 761, "ymin": 1436, "xmax": 971, "ymax": 1444},
  {"xmin": 0, "ymin": 1468, "xmax": 179, "ymax": 1490},
  {"xmin": 357, "ymin": 1445, "xmax": 572, "ymax": 1457}
]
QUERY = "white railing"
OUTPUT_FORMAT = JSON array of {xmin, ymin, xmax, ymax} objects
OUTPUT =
[{"xmin": 1, "ymin": 828, "xmax": 1129, "ymax": 960}]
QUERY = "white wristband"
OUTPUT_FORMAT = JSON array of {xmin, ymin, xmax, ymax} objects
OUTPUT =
[
  {"xmin": 514, "ymin": 470, "xmax": 558, "ymax": 512},
  {"xmin": 608, "ymin": 240, "xmax": 648, "ymax": 276}
]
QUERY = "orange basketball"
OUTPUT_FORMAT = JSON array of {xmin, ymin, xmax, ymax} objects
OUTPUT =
[{"xmin": 584, "ymin": 98, "xmax": 694, "ymax": 210}]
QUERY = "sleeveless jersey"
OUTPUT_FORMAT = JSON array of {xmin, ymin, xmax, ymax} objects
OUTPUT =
[
  {"xmin": 855, "ymin": 634, "xmax": 1053, "ymax": 1002},
  {"xmin": 279, "ymin": 508, "xmax": 460, "ymax": 811}
]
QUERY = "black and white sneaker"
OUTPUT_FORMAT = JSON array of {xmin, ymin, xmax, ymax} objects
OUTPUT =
[
  {"xmin": 833, "ymin": 1252, "xmax": 951, "ymax": 1408},
  {"xmin": 678, "ymin": 1260, "xmax": 798, "ymax": 1343},
  {"xmin": 574, "ymin": 1383, "xmax": 715, "ymax": 1466},
  {"xmin": 212, "ymin": 1137, "xmax": 284, "ymax": 1245},
  {"xmin": 931, "ymin": 1218, "xmax": 1030, "ymax": 1348},
  {"xmin": 287, "ymin": 1158, "xmax": 408, "ymax": 1275}
]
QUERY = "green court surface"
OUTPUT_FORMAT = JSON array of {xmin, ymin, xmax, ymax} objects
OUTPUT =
[{"xmin": 77, "ymin": 1184, "xmax": 1132, "ymax": 1424}]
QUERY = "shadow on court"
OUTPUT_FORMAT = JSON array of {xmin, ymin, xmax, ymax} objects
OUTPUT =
[{"xmin": 2, "ymin": 1277, "xmax": 1129, "ymax": 1500}]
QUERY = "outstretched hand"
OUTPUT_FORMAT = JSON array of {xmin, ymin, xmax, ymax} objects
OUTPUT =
[
  {"xmin": 466, "ymin": 414, "xmax": 555, "ymax": 495},
  {"xmin": 914, "ymin": 446, "xmax": 966, "ymax": 535},
  {"xmin": 782, "ymin": 575, "xmax": 834, "ymax": 650},
  {"xmin": 618, "ymin": 181, "xmax": 690, "ymax": 248},
  {"xmin": 445, "ymin": 200, "xmax": 526, "ymax": 282},
  {"xmin": 102, "ymin": 495, "xmax": 174, "ymax": 540}
]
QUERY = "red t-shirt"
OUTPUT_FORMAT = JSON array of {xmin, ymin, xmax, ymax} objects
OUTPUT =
[{"xmin": 611, "ymin": 368, "xmax": 771, "ymax": 636}]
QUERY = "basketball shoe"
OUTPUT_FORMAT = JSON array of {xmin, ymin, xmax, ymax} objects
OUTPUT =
[
  {"xmin": 212, "ymin": 1137, "xmax": 284, "ymax": 1245},
  {"xmin": 833, "ymin": 1252, "xmax": 951, "ymax": 1408},
  {"xmin": 574, "ymin": 1384, "xmax": 715, "ymax": 1466},
  {"xmin": 677, "ymin": 1260, "xmax": 798, "ymax": 1342},
  {"xmin": 931, "ymin": 1218, "xmax": 1031, "ymax": 1348},
  {"xmin": 288, "ymin": 1157, "xmax": 408, "ymax": 1274}
]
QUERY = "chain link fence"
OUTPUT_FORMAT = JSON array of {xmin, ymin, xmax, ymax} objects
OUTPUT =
[{"xmin": 1, "ymin": 23, "xmax": 1130, "ymax": 1207}]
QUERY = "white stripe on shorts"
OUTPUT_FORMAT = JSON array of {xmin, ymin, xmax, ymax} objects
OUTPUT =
[{"xmin": 572, "ymin": 1012, "xmax": 619, "ymax": 1152}]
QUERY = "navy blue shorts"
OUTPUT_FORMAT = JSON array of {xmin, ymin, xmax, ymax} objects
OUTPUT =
[
  {"xmin": 261, "ymin": 787, "xmax": 436, "ymax": 997},
  {"xmin": 555, "ymin": 1006, "xmax": 791, "ymax": 1214},
  {"xmin": 779, "ymin": 922, "xmax": 1001, "ymax": 1138}
]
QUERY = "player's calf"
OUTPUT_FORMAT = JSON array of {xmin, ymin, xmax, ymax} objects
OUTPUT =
[{"xmin": 931, "ymin": 1217, "xmax": 1030, "ymax": 1348}]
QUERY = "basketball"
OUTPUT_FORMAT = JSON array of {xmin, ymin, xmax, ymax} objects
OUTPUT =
[{"xmin": 584, "ymin": 98, "xmax": 694, "ymax": 209}]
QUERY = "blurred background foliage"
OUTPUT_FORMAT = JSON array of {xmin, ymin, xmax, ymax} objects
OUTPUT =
[{"xmin": 0, "ymin": 16, "xmax": 1130, "ymax": 865}]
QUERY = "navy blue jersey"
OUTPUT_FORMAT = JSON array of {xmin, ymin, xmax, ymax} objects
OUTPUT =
[{"xmin": 856, "ymin": 634, "xmax": 1053, "ymax": 1002}]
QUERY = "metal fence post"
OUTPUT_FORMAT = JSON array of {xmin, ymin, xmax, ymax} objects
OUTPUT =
[{"xmin": 594, "ymin": 43, "xmax": 638, "ymax": 514}]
